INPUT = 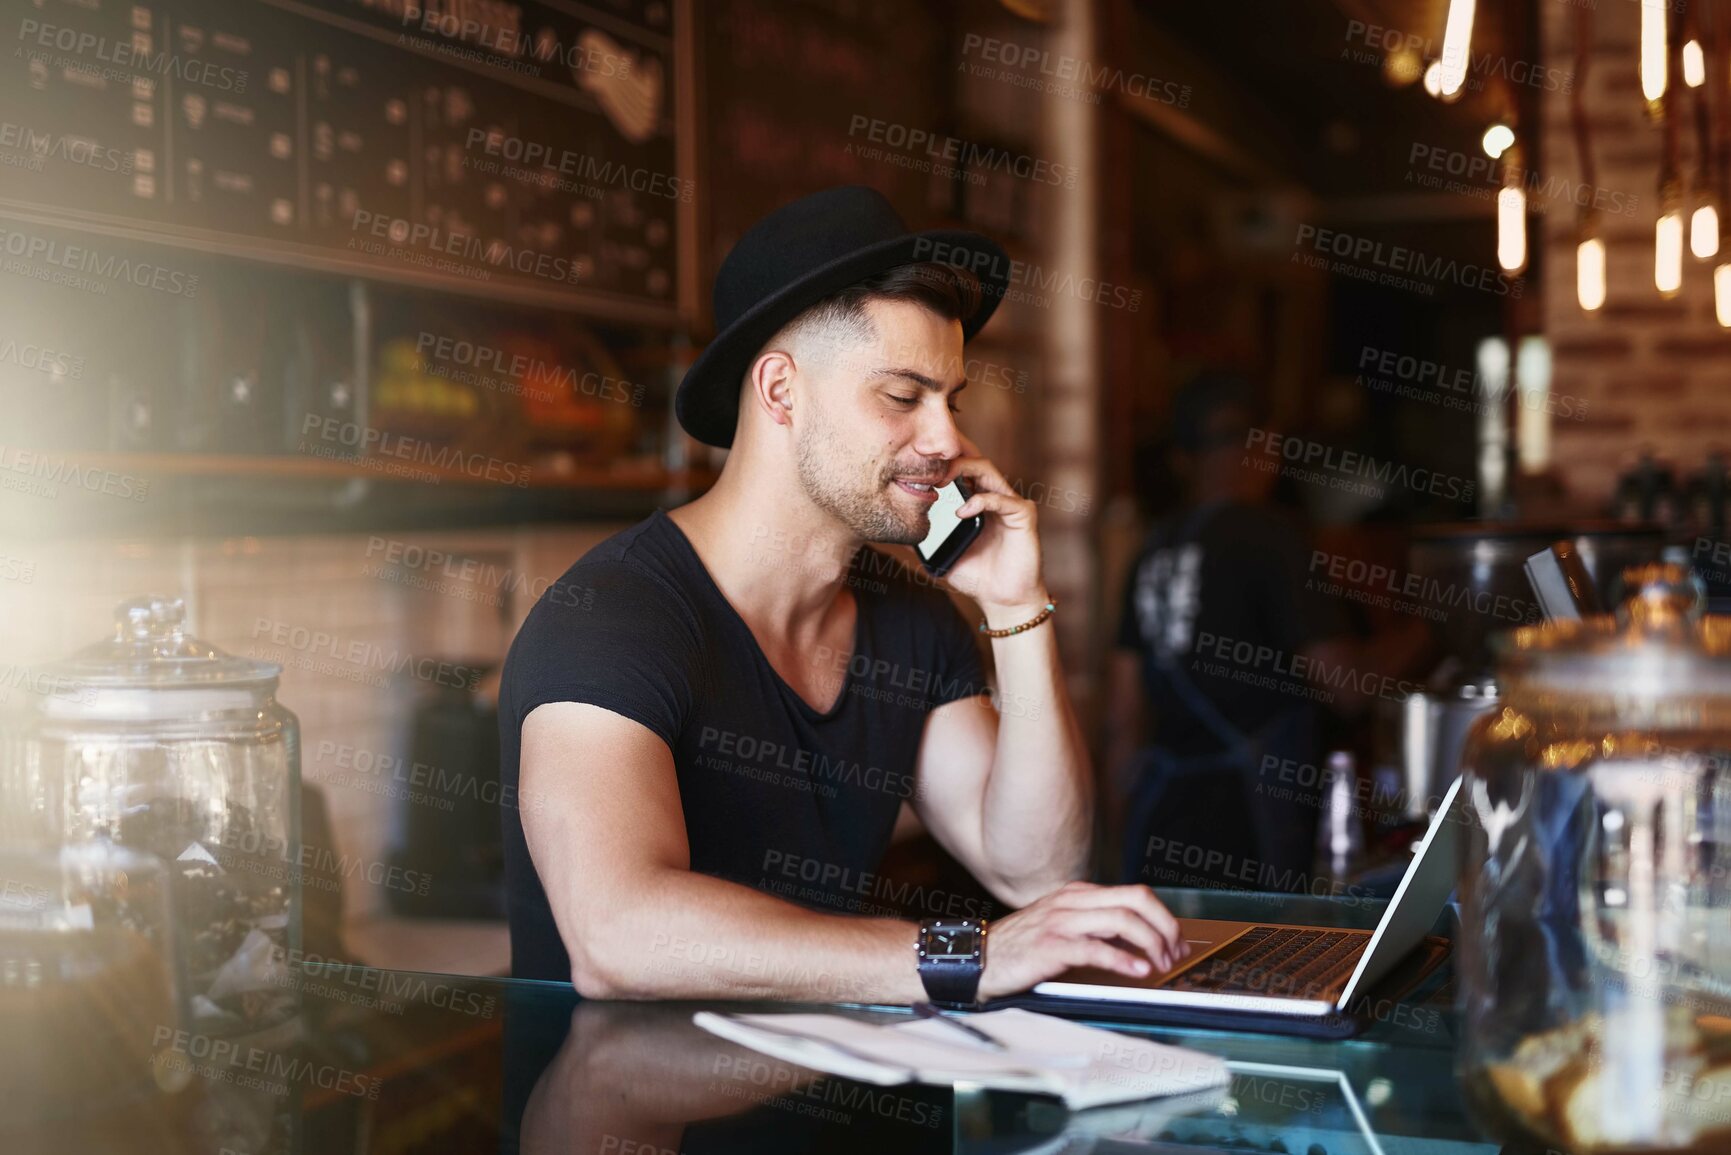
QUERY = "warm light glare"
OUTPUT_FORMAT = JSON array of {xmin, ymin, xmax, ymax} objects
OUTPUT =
[
  {"xmin": 1476, "ymin": 337, "xmax": 1510, "ymax": 394},
  {"xmin": 1716, "ymin": 265, "xmax": 1731, "ymax": 328},
  {"xmin": 1683, "ymin": 40, "xmax": 1705, "ymax": 88},
  {"xmin": 1497, "ymin": 187, "xmax": 1527, "ymax": 273},
  {"xmin": 1578, "ymin": 236, "xmax": 1607, "ymax": 311},
  {"xmin": 1641, "ymin": 0, "xmax": 1668, "ymax": 103},
  {"xmin": 1423, "ymin": 61, "xmax": 1443, "ymax": 97},
  {"xmin": 1656, "ymin": 209, "xmax": 1685, "ymax": 295},
  {"xmin": 1691, "ymin": 204, "xmax": 1719, "ymax": 259},
  {"xmin": 1383, "ymin": 47, "xmax": 1424, "ymax": 87},
  {"xmin": 1482, "ymin": 124, "xmax": 1515, "ymax": 159},
  {"xmin": 1437, "ymin": 0, "xmax": 1476, "ymax": 98},
  {"xmin": 1515, "ymin": 336, "xmax": 1553, "ymax": 473}
]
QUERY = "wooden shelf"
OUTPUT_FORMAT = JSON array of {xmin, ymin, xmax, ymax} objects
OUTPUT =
[{"xmin": 51, "ymin": 453, "xmax": 718, "ymax": 493}]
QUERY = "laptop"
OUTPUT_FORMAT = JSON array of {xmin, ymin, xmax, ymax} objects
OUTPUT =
[{"xmin": 1023, "ymin": 775, "xmax": 1463, "ymax": 1029}]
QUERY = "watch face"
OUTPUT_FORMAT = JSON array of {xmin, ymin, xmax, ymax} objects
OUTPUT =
[{"xmin": 925, "ymin": 928, "xmax": 980, "ymax": 960}]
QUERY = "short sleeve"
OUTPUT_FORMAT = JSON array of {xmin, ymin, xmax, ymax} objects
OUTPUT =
[
  {"xmin": 501, "ymin": 560, "xmax": 700, "ymax": 750},
  {"xmin": 931, "ymin": 590, "xmax": 990, "ymax": 708}
]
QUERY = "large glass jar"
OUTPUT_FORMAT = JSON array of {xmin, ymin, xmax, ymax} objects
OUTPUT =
[
  {"xmin": 19, "ymin": 595, "xmax": 302, "ymax": 1042},
  {"xmin": 0, "ymin": 840, "xmax": 179, "ymax": 1119},
  {"xmin": 1457, "ymin": 565, "xmax": 1731, "ymax": 1153}
]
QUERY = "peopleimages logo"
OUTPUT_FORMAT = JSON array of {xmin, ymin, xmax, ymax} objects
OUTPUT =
[
  {"xmin": 0, "ymin": 121, "xmax": 132, "ymax": 174},
  {"xmin": 1308, "ymin": 548, "xmax": 1542, "ymax": 626},
  {"xmin": 1293, "ymin": 224, "xmax": 1521, "ymax": 298},
  {"xmin": 401, "ymin": 5, "xmax": 632, "ymax": 77},
  {"xmin": 1356, "ymin": 344, "xmax": 1588, "ymax": 421},
  {"xmin": 414, "ymin": 332, "xmax": 642, "ymax": 406},
  {"xmin": 845, "ymin": 116, "xmax": 1079, "ymax": 188},
  {"xmin": 299, "ymin": 414, "xmax": 532, "ymax": 486},
  {"xmin": 0, "ymin": 226, "xmax": 199, "ymax": 298},
  {"xmin": 17, "ymin": 19, "xmax": 247, "ymax": 93},
  {"xmin": 959, "ymin": 33, "xmax": 1192, "ymax": 107},
  {"xmin": 1244, "ymin": 429, "xmax": 1475, "ymax": 503},
  {"xmin": 913, "ymin": 237, "xmax": 1142, "ymax": 312},
  {"xmin": 1407, "ymin": 142, "xmax": 1638, "ymax": 218},
  {"xmin": 249, "ymin": 616, "xmax": 485, "ymax": 691},
  {"xmin": 1341, "ymin": 19, "xmax": 1572, "ymax": 93},
  {"xmin": 151, "ymin": 1027, "xmax": 381, "ymax": 1099},
  {"xmin": 348, "ymin": 209, "xmax": 581, "ymax": 285},
  {"xmin": 463, "ymin": 128, "xmax": 691, "ymax": 202},
  {"xmin": 761, "ymin": 849, "xmax": 994, "ymax": 920},
  {"xmin": 0, "ymin": 338, "xmax": 83, "ymax": 380},
  {"xmin": 0, "ymin": 447, "xmax": 150, "ymax": 502}
]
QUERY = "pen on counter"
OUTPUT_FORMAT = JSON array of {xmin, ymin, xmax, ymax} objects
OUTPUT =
[{"xmin": 911, "ymin": 1001, "xmax": 1008, "ymax": 1051}]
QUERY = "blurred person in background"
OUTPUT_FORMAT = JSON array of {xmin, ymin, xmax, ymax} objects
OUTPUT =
[{"xmin": 1105, "ymin": 372, "xmax": 1351, "ymax": 888}]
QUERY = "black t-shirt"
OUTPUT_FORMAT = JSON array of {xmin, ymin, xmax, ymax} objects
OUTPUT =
[
  {"xmin": 498, "ymin": 510, "xmax": 990, "ymax": 982},
  {"xmin": 1115, "ymin": 501, "xmax": 1342, "ymax": 757}
]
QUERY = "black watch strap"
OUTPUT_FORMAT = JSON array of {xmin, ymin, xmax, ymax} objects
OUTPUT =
[
  {"xmin": 916, "ymin": 919, "xmax": 985, "ymax": 1008},
  {"xmin": 919, "ymin": 960, "xmax": 982, "ymax": 1007}
]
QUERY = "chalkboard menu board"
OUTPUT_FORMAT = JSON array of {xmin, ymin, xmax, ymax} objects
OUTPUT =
[{"xmin": 0, "ymin": 0, "xmax": 686, "ymax": 322}]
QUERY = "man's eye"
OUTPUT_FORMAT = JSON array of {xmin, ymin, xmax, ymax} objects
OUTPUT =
[
  {"xmin": 948, "ymin": 403, "xmax": 962, "ymax": 415},
  {"xmin": 888, "ymin": 394, "xmax": 918, "ymax": 406}
]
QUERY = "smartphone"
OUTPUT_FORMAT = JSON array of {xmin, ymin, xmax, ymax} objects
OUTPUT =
[{"xmin": 915, "ymin": 477, "xmax": 985, "ymax": 577}]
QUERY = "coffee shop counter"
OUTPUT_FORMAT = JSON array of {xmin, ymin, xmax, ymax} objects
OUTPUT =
[{"xmin": 8, "ymin": 890, "xmax": 1493, "ymax": 1155}]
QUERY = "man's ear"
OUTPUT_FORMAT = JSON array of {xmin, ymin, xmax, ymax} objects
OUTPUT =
[{"xmin": 748, "ymin": 349, "xmax": 797, "ymax": 431}]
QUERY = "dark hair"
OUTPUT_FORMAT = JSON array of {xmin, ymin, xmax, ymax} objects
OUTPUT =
[
  {"xmin": 793, "ymin": 261, "xmax": 983, "ymax": 336},
  {"xmin": 1170, "ymin": 371, "xmax": 1264, "ymax": 451}
]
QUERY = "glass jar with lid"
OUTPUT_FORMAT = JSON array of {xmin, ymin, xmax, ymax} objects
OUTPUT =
[
  {"xmin": 1457, "ymin": 564, "xmax": 1731, "ymax": 1152},
  {"xmin": 17, "ymin": 595, "xmax": 302, "ymax": 1042},
  {"xmin": 0, "ymin": 840, "xmax": 179, "ymax": 1118}
]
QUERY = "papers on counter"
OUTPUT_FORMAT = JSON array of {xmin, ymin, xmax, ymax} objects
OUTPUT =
[{"xmin": 691, "ymin": 1007, "xmax": 1231, "ymax": 1110}]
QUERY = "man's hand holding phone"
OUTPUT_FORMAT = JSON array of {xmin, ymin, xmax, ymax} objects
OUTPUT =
[{"xmin": 928, "ymin": 441, "xmax": 1050, "ymax": 624}]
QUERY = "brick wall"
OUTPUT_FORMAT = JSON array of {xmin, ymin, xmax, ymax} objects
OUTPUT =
[{"xmin": 1541, "ymin": 0, "xmax": 1731, "ymax": 506}]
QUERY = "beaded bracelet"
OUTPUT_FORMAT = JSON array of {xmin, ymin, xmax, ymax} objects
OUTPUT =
[{"xmin": 978, "ymin": 599, "xmax": 1057, "ymax": 638}]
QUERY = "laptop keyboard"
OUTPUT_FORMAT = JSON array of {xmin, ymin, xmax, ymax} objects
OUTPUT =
[{"xmin": 1164, "ymin": 926, "xmax": 1366, "ymax": 1000}]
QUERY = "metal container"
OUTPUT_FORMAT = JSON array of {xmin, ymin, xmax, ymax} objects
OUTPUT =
[
  {"xmin": 18, "ymin": 595, "xmax": 301, "ymax": 1042},
  {"xmin": 1392, "ymin": 522, "xmax": 1666, "ymax": 813},
  {"xmin": 1456, "ymin": 565, "xmax": 1731, "ymax": 1152}
]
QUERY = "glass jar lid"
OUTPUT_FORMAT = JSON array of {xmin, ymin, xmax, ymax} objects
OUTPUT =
[
  {"xmin": 1495, "ymin": 563, "xmax": 1731, "ymax": 696},
  {"xmin": 44, "ymin": 595, "xmax": 281, "ymax": 690}
]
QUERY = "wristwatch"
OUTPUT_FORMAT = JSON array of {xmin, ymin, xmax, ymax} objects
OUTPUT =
[{"xmin": 916, "ymin": 918, "xmax": 986, "ymax": 1008}]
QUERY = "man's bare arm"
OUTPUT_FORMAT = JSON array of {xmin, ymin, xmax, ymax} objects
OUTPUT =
[
  {"xmin": 521, "ymin": 701, "xmax": 922, "ymax": 1002},
  {"xmin": 908, "ymin": 623, "xmax": 1093, "ymax": 909},
  {"xmin": 521, "ymin": 701, "xmax": 1182, "ymax": 1000}
]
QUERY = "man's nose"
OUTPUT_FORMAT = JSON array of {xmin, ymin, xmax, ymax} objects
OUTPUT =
[{"xmin": 912, "ymin": 399, "xmax": 963, "ymax": 462}]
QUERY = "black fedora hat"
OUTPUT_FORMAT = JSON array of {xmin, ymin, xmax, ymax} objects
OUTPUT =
[{"xmin": 675, "ymin": 185, "xmax": 1011, "ymax": 448}]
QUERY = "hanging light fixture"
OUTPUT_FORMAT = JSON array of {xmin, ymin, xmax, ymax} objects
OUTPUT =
[
  {"xmin": 1437, "ymin": 0, "xmax": 1476, "ymax": 99},
  {"xmin": 1682, "ymin": 38, "xmax": 1706, "ymax": 88},
  {"xmin": 1657, "ymin": 183, "xmax": 1686, "ymax": 297},
  {"xmin": 1497, "ymin": 145, "xmax": 1528, "ymax": 274},
  {"xmin": 1482, "ymin": 124, "xmax": 1516, "ymax": 159},
  {"xmin": 1498, "ymin": 187, "xmax": 1527, "ymax": 274},
  {"xmin": 1692, "ymin": 197, "xmax": 1720, "ymax": 260},
  {"xmin": 1640, "ymin": 0, "xmax": 1668, "ymax": 108},
  {"xmin": 1578, "ymin": 215, "xmax": 1607, "ymax": 312}
]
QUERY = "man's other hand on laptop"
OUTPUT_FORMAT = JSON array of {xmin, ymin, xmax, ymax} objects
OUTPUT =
[{"xmin": 979, "ymin": 881, "xmax": 1189, "ymax": 1000}]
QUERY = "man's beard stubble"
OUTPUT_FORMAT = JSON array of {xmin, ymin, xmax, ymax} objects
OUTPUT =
[{"xmin": 793, "ymin": 409, "xmax": 930, "ymax": 546}]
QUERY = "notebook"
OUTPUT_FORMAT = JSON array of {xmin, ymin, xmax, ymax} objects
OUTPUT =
[{"xmin": 692, "ymin": 1007, "xmax": 1231, "ymax": 1110}]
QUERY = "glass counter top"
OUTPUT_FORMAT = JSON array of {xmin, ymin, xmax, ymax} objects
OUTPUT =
[{"xmin": 2, "ymin": 889, "xmax": 1497, "ymax": 1155}]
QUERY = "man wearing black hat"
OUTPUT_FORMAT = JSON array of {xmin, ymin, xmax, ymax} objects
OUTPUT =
[{"xmin": 498, "ymin": 186, "xmax": 1183, "ymax": 1005}]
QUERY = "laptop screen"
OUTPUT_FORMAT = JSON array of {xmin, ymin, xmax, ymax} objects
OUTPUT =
[{"xmin": 1334, "ymin": 774, "xmax": 1465, "ymax": 1007}]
